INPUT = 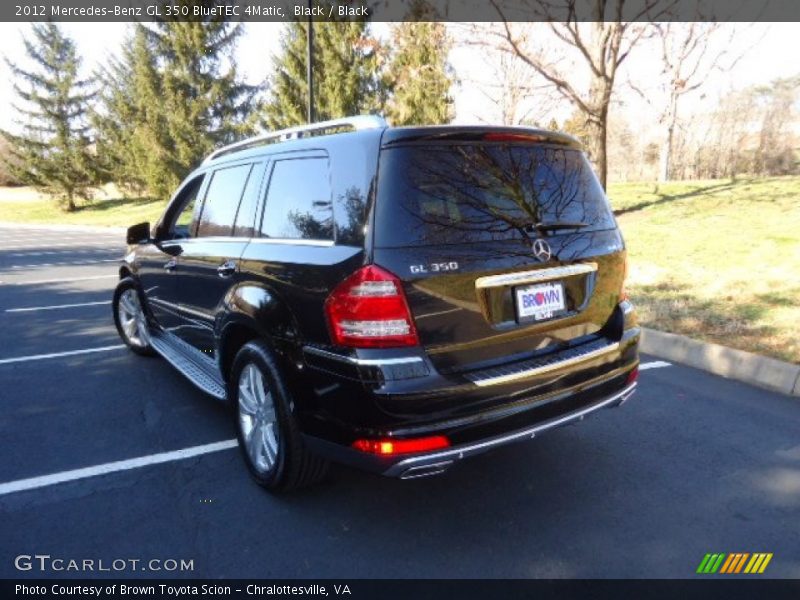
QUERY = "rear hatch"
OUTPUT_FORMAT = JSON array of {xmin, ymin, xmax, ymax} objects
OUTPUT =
[{"xmin": 371, "ymin": 130, "xmax": 626, "ymax": 375}]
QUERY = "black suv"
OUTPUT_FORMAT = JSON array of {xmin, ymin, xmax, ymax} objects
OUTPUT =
[{"xmin": 113, "ymin": 116, "xmax": 640, "ymax": 491}]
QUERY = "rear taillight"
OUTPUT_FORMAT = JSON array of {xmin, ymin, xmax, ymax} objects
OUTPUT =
[
  {"xmin": 325, "ymin": 264, "xmax": 419, "ymax": 348},
  {"xmin": 626, "ymin": 366, "xmax": 639, "ymax": 385},
  {"xmin": 352, "ymin": 435, "xmax": 450, "ymax": 456}
]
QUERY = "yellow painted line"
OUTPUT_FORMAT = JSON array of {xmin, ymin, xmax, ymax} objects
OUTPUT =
[
  {"xmin": 744, "ymin": 554, "xmax": 760, "ymax": 573},
  {"xmin": 749, "ymin": 553, "xmax": 766, "ymax": 573},
  {"xmin": 758, "ymin": 553, "xmax": 773, "ymax": 573}
]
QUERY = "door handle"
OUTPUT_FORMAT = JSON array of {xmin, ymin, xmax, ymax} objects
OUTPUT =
[
  {"xmin": 164, "ymin": 258, "xmax": 177, "ymax": 271},
  {"xmin": 217, "ymin": 260, "xmax": 236, "ymax": 278}
]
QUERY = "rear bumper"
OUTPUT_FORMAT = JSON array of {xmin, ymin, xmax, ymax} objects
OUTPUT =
[
  {"xmin": 302, "ymin": 372, "xmax": 637, "ymax": 478},
  {"xmin": 385, "ymin": 381, "xmax": 636, "ymax": 478}
]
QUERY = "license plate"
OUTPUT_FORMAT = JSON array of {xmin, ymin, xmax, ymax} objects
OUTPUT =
[{"xmin": 515, "ymin": 282, "xmax": 566, "ymax": 321}]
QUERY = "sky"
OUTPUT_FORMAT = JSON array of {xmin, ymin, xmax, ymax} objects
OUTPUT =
[{"xmin": 0, "ymin": 21, "xmax": 798, "ymax": 136}]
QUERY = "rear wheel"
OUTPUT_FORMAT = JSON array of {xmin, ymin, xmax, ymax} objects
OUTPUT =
[
  {"xmin": 113, "ymin": 278, "xmax": 155, "ymax": 356},
  {"xmin": 230, "ymin": 340, "xmax": 329, "ymax": 491}
]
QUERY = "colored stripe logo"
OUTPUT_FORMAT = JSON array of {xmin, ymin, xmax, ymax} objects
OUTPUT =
[{"xmin": 696, "ymin": 553, "xmax": 773, "ymax": 574}]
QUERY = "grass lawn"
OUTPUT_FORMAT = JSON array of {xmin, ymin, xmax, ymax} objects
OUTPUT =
[
  {"xmin": 609, "ymin": 176, "xmax": 800, "ymax": 364},
  {"xmin": 0, "ymin": 185, "xmax": 167, "ymax": 228}
]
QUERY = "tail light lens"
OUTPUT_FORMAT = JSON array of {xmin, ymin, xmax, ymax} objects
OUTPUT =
[
  {"xmin": 352, "ymin": 435, "xmax": 450, "ymax": 456},
  {"xmin": 626, "ymin": 366, "xmax": 639, "ymax": 385},
  {"xmin": 325, "ymin": 264, "xmax": 419, "ymax": 348}
]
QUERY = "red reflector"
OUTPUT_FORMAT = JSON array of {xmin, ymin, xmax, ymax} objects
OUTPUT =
[
  {"xmin": 626, "ymin": 366, "xmax": 639, "ymax": 384},
  {"xmin": 352, "ymin": 435, "xmax": 450, "ymax": 456},
  {"xmin": 325, "ymin": 264, "xmax": 419, "ymax": 348}
]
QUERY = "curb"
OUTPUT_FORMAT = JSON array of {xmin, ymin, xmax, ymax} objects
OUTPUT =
[
  {"xmin": 0, "ymin": 221, "xmax": 126, "ymax": 234},
  {"xmin": 641, "ymin": 328, "xmax": 800, "ymax": 397}
]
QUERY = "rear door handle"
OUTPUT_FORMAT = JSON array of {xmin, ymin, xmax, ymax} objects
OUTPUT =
[
  {"xmin": 217, "ymin": 260, "xmax": 237, "ymax": 278},
  {"xmin": 164, "ymin": 258, "xmax": 177, "ymax": 271}
]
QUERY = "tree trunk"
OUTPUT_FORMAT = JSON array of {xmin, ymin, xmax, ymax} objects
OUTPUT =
[
  {"xmin": 586, "ymin": 75, "xmax": 611, "ymax": 190},
  {"xmin": 659, "ymin": 90, "xmax": 679, "ymax": 182},
  {"xmin": 586, "ymin": 114, "xmax": 608, "ymax": 190}
]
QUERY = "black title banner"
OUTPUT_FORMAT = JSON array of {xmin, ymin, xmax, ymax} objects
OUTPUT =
[
  {"xmin": 4, "ymin": 579, "xmax": 800, "ymax": 600},
  {"xmin": 4, "ymin": 0, "xmax": 800, "ymax": 23}
]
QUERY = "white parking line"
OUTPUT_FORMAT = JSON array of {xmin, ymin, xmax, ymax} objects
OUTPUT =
[
  {"xmin": 5, "ymin": 301, "xmax": 110, "ymax": 313},
  {"xmin": 0, "ymin": 242, "xmax": 120, "ymax": 250},
  {"xmin": 0, "ymin": 440, "xmax": 239, "ymax": 497},
  {"xmin": 10, "ymin": 249, "xmax": 117, "ymax": 257},
  {"xmin": 640, "ymin": 360, "xmax": 672, "ymax": 370},
  {"xmin": 9, "ymin": 259, "xmax": 118, "ymax": 269},
  {"xmin": 2, "ymin": 274, "xmax": 118, "ymax": 285},
  {"xmin": 0, "ymin": 345, "xmax": 125, "ymax": 365}
]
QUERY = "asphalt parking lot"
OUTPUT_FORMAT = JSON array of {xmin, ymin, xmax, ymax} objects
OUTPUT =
[{"xmin": 0, "ymin": 224, "xmax": 798, "ymax": 579}]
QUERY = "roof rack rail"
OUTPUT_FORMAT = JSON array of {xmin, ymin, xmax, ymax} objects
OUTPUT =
[{"xmin": 203, "ymin": 115, "xmax": 388, "ymax": 164}]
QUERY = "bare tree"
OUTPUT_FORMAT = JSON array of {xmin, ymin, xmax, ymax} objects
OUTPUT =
[
  {"xmin": 467, "ymin": 26, "xmax": 557, "ymax": 125},
  {"xmin": 645, "ymin": 23, "xmax": 749, "ymax": 181},
  {"xmin": 489, "ymin": 0, "xmax": 667, "ymax": 189}
]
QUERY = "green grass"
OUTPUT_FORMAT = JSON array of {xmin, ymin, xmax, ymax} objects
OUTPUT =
[
  {"xmin": 609, "ymin": 176, "xmax": 800, "ymax": 364},
  {"xmin": 0, "ymin": 188, "xmax": 166, "ymax": 228}
]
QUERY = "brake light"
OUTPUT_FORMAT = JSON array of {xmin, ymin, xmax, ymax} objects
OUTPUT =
[
  {"xmin": 352, "ymin": 435, "xmax": 450, "ymax": 455},
  {"xmin": 325, "ymin": 264, "xmax": 419, "ymax": 348},
  {"xmin": 626, "ymin": 366, "xmax": 639, "ymax": 384},
  {"xmin": 482, "ymin": 132, "xmax": 547, "ymax": 143}
]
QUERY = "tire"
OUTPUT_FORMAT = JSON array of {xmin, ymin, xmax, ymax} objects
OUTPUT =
[
  {"xmin": 112, "ymin": 277, "xmax": 156, "ymax": 357},
  {"xmin": 229, "ymin": 340, "xmax": 329, "ymax": 492}
]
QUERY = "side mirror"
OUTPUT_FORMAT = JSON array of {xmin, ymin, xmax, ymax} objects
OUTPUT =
[{"xmin": 126, "ymin": 222, "xmax": 151, "ymax": 245}]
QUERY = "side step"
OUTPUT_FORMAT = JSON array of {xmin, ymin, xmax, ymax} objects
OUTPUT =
[{"xmin": 149, "ymin": 330, "xmax": 227, "ymax": 400}]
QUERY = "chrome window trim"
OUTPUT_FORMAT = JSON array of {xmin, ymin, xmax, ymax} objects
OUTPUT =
[
  {"xmin": 475, "ymin": 263, "xmax": 597, "ymax": 289},
  {"xmin": 468, "ymin": 340, "xmax": 619, "ymax": 388},
  {"xmin": 303, "ymin": 345, "xmax": 424, "ymax": 366}
]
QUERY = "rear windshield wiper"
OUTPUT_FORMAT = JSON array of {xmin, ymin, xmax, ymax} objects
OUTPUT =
[{"xmin": 523, "ymin": 221, "xmax": 589, "ymax": 233}]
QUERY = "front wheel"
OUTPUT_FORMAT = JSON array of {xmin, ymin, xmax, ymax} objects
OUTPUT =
[
  {"xmin": 113, "ymin": 278, "xmax": 155, "ymax": 356},
  {"xmin": 230, "ymin": 340, "xmax": 328, "ymax": 492}
]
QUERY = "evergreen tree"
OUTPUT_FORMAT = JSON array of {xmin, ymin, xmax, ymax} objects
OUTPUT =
[
  {"xmin": 262, "ymin": 16, "xmax": 384, "ymax": 130},
  {"xmin": 94, "ymin": 27, "xmax": 167, "ymax": 195},
  {"xmin": 2, "ymin": 23, "xmax": 97, "ymax": 211},
  {"xmin": 384, "ymin": 22, "xmax": 454, "ymax": 126},
  {"xmin": 95, "ymin": 18, "xmax": 256, "ymax": 200}
]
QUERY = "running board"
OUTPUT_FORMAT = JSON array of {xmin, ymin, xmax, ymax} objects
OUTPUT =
[{"xmin": 149, "ymin": 330, "xmax": 227, "ymax": 400}]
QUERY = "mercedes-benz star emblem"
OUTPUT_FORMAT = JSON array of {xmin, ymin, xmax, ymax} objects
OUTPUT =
[{"xmin": 532, "ymin": 239, "xmax": 552, "ymax": 262}]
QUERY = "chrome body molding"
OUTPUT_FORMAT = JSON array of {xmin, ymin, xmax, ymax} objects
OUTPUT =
[
  {"xmin": 474, "ymin": 262, "xmax": 597, "ymax": 289},
  {"xmin": 468, "ymin": 341, "xmax": 620, "ymax": 388},
  {"xmin": 302, "ymin": 345, "xmax": 425, "ymax": 366},
  {"xmin": 383, "ymin": 382, "xmax": 637, "ymax": 478}
]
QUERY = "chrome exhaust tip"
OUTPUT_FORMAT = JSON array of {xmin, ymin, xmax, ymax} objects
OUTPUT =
[{"xmin": 399, "ymin": 461, "xmax": 454, "ymax": 480}]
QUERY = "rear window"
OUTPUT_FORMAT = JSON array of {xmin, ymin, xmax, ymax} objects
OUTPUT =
[{"xmin": 374, "ymin": 144, "xmax": 616, "ymax": 247}]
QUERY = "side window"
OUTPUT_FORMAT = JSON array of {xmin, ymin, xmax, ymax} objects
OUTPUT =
[
  {"xmin": 261, "ymin": 157, "xmax": 333, "ymax": 241},
  {"xmin": 169, "ymin": 175, "xmax": 205, "ymax": 239},
  {"xmin": 233, "ymin": 163, "xmax": 265, "ymax": 238},
  {"xmin": 196, "ymin": 164, "xmax": 253, "ymax": 238}
]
